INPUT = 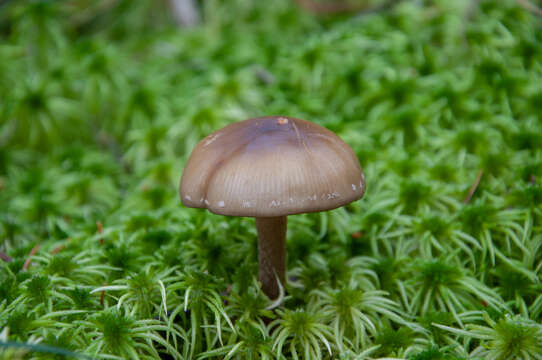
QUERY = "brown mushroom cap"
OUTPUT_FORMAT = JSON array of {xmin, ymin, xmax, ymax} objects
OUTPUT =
[{"xmin": 180, "ymin": 116, "xmax": 365, "ymax": 217}]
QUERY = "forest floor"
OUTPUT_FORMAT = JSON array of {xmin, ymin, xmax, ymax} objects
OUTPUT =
[{"xmin": 1, "ymin": 0, "xmax": 542, "ymax": 359}]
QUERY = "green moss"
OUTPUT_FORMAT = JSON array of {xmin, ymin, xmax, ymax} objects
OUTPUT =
[
  {"xmin": 418, "ymin": 311, "xmax": 455, "ymax": 344},
  {"xmin": 25, "ymin": 275, "xmax": 51, "ymax": 305},
  {"xmin": 419, "ymin": 260, "xmax": 462, "ymax": 288},
  {"xmin": 1, "ymin": 0, "xmax": 542, "ymax": 357},
  {"xmin": 46, "ymin": 254, "xmax": 77, "ymax": 277},
  {"xmin": 492, "ymin": 318, "xmax": 542, "ymax": 359},
  {"xmin": 509, "ymin": 184, "xmax": 542, "ymax": 208},
  {"xmin": 0, "ymin": 275, "xmax": 20, "ymax": 304},
  {"xmin": 400, "ymin": 180, "xmax": 432, "ymax": 214},
  {"xmin": 374, "ymin": 326, "xmax": 415, "ymax": 356},
  {"xmin": 3, "ymin": 307, "xmax": 35, "ymax": 339},
  {"xmin": 416, "ymin": 215, "xmax": 451, "ymax": 239},
  {"xmin": 140, "ymin": 229, "xmax": 172, "ymax": 252},
  {"xmin": 429, "ymin": 163, "xmax": 457, "ymax": 182},
  {"xmin": 92, "ymin": 310, "xmax": 136, "ymax": 354},
  {"xmin": 103, "ymin": 242, "xmax": 138, "ymax": 273},
  {"xmin": 409, "ymin": 346, "xmax": 468, "ymax": 360},
  {"xmin": 372, "ymin": 257, "xmax": 403, "ymax": 294},
  {"xmin": 38, "ymin": 331, "xmax": 78, "ymax": 360},
  {"xmin": 492, "ymin": 266, "xmax": 538, "ymax": 300},
  {"xmin": 65, "ymin": 287, "xmax": 94, "ymax": 309},
  {"xmin": 459, "ymin": 202, "xmax": 497, "ymax": 235}
]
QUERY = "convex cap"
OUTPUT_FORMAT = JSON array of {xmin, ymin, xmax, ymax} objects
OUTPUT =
[{"xmin": 180, "ymin": 116, "xmax": 365, "ymax": 217}]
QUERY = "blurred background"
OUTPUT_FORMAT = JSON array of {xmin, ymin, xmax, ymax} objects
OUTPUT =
[
  {"xmin": 1, "ymin": 0, "xmax": 542, "ymax": 255},
  {"xmin": 1, "ymin": 0, "xmax": 542, "ymax": 257}
]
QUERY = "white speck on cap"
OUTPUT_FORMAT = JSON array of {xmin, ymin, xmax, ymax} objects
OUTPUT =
[
  {"xmin": 277, "ymin": 117, "xmax": 289, "ymax": 125},
  {"xmin": 204, "ymin": 133, "xmax": 221, "ymax": 146},
  {"xmin": 327, "ymin": 192, "xmax": 340, "ymax": 200},
  {"xmin": 218, "ymin": 201, "xmax": 225, "ymax": 208},
  {"xmin": 352, "ymin": 184, "xmax": 356, "ymax": 191}
]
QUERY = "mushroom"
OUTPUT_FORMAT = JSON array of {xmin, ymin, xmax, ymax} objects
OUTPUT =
[{"xmin": 180, "ymin": 116, "xmax": 365, "ymax": 299}]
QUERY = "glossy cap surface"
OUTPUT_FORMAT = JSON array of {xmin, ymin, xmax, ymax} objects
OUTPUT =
[{"xmin": 180, "ymin": 116, "xmax": 365, "ymax": 217}]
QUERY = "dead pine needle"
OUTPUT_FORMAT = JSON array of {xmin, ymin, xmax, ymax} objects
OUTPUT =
[
  {"xmin": 100, "ymin": 283, "xmax": 106, "ymax": 307},
  {"xmin": 22, "ymin": 244, "xmax": 40, "ymax": 271},
  {"xmin": 97, "ymin": 221, "xmax": 104, "ymax": 245},
  {"xmin": 464, "ymin": 170, "xmax": 483, "ymax": 204},
  {"xmin": 51, "ymin": 245, "xmax": 65, "ymax": 254}
]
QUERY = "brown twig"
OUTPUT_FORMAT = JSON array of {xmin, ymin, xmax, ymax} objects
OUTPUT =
[
  {"xmin": 51, "ymin": 245, "xmax": 65, "ymax": 254},
  {"xmin": 97, "ymin": 221, "xmax": 104, "ymax": 245},
  {"xmin": 51, "ymin": 237, "xmax": 71, "ymax": 254},
  {"xmin": 100, "ymin": 282, "xmax": 106, "ymax": 307},
  {"xmin": 517, "ymin": 0, "xmax": 542, "ymax": 18},
  {"xmin": 464, "ymin": 170, "xmax": 483, "ymax": 204},
  {"xmin": 22, "ymin": 244, "xmax": 39, "ymax": 271},
  {"xmin": 0, "ymin": 251, "xmax": 12, "ymax": 262}
]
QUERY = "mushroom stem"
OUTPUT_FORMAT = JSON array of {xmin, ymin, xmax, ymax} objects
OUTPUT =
[{"xmin": 256, "ymin": 216, "xmax": 287, "ymax": 299}]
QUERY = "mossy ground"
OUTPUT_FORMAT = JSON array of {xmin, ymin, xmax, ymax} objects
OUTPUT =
[{"xmin": 1, "ymin": 0, "xmax": 542, "ymax": 359}]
